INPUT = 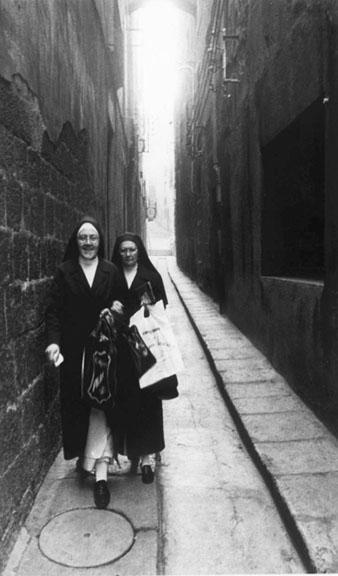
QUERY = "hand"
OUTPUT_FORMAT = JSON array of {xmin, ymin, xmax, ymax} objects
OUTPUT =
[
  {"xmin": 45, "ymin": 343, "xmax": 60, "ymax": 365},
  {"xmin": 111, "ymin": 300, "xmax": 124, "ymax": 315},
  {"xmin": 100, "ymin": 308, "xmax": 112, "ymax": 318}
]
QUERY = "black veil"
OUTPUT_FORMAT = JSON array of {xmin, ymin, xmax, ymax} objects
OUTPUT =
[
  {"xmin": 62, "ymin": 216, "xmax": 105, "ymax": 262},
  {"xmin": 111, "ymin": 232, "xmax": 168, "ymax": 306}
]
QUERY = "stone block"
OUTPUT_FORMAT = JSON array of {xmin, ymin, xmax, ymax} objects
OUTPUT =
[
  {"xmin": 218, "ymin": 357, "xmax": 278, "ymax": 382},
  {"xmin": 33, "ymin": 279, "xmax": 50, "ymax": 325},
  {"xmin": 0, "ymin": 406, "xmax": 23, "ymax": 476},
  {"xmin": 0, "ymin": 229, "xmax": 12, "ymax": 286},
  {"xmin": 27, "ymin": 149, "xmax": 51, "ymax": 192},
  {"xmin": 204, "ymin": 337, "xmax": 248, "ymax": 353},
  {"xmin": 0, "ymin": 127, "xmax": 28, "ymax": 182},
  {"xmin": 5, "ymin": 282, "xmax": 23, "ymax": 338},
  {"xmin": 20, "ymin": 377, "xmax": 45, "ymax": 437},
  {"xmin": 24, "ymin": 189, "xmax": 45, "ymax": 236},
  {"xmin": 0, "ymin": 343, "xmax": 16, "ymax": 405},
  {"xmin": 0, "ymin": 169, "xmax": 6, "ymax": 226},
  {"xmin": 241, "ymin": 411, "xmax": 326, "ymax": 442},
  {"xmin": 6, "ymin": 180, "xmax": 23, "ymax": 231},
  {"xmin": 5, "ymin": 281, "xmax": 45, "ymax": 338},
  {"xmin": 42, "ymin": 237, "xmax": 65, "ymax": 277},
  {"xmin": 44, "ymin": 195, "xmax": 55, "ymax": 239},
  {"xmin": 17, "ymin": 284, "xmax": 37, "ymax": 334},
  {"xmin": 225, "ymin": 381, "xmax": 289, "ymax": 398},
  {"xmin": 28, "ymin": 235, "xmax": 41, "ymax": 280},
  {"xmin": 233, "ymin": 394, "xmax": 301, "ymax": 414},
  {"xmin": 275, "ymin": 472, "xmax": 338, "ymax": 572},
  {"xmin": 257, "ymin": 437, "xmax": 338, "ymax": 475},
  {"xmin": 13, "ymin": 232, "xmax": 29, "ymax": 281},
  {"xmin": 210, "ymin": 345, "xmax": 261, "ymax": 360},
  {"xmin": 0, "ymin": 473, "xmax": 15, "ymax": 538},
  {"xmin": 277, "ymin": 471, "xmax": 338, "ymax": 519}
]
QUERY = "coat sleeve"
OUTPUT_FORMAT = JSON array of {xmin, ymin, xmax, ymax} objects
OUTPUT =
[
  {"xmin": 45, "ymin": 269, "xmax": 65, "ymax": 347},
  {"xmin": 110, "ymin": 265, "xmax": 128, "ymax": 307},
  {"xmin": 144, "ymin": 268, "xmax": 168, "ymax": 307}
]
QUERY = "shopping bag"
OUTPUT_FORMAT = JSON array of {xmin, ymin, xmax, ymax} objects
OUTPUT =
[
  {"xmin": 130, "ymin": 301, "xmax": 184, "ymax": 390},
  {"xmin": 120, "ymin": 324, "xmax": 157, "ymax": 377}
]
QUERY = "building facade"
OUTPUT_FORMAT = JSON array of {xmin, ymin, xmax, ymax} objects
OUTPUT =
[
  {"xmin": 0, "ymin": 0, "xmax": 143, "ymax": 567},
  {"xmin": 175, "ymin": 0, "xmax": 338, "ymax": 433}
]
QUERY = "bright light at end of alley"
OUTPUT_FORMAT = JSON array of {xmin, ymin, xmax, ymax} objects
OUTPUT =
[{"xmin": 138, "ymin": 0, "xmax": 180, "ymax": 116}]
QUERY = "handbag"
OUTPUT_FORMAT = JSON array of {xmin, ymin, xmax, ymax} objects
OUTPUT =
[
  {"xmin": 81, "ymin": 313, "xmax": 117, "ymax": 410},
  {"xmin": 150, "ymin": 374, "xmax": 179, "ymax": 400},
  {"xmin": 130, "ymin": 301, "xmax": 184, "ymax": 398},
  {"xmin": 121, "ymin": 324, "xmax": 157, "ymax": 377}
]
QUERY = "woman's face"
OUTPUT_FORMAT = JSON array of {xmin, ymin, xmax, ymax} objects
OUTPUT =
[
  {"xmin": 119, "ymin": 240, "xmax": 138, "ymax": 268},
  {"xmin": 76, "ymin": 223, "xmax": 100, "ymax": 261}
]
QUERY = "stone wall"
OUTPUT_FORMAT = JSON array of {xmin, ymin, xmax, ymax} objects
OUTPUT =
[
  {"xmin": 175, "ymin": 0, "xmax": 338, "ymax": 433},
  {"xmin": 0, "ymin": 0, "xmax": 135, "ymax": 568}
]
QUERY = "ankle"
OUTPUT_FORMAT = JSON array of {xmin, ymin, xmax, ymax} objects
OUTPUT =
[
  {"xmin": 141, "ymin": 455, "xmax": 150, "ymax": 467},
  {"xmin": 95, "ymin": 460, "xmax": 108, "ymax": 482}
]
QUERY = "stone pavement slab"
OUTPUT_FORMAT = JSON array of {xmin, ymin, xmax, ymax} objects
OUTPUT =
[
  {"xmin": 4, "ymin": 453, "xmax": 159, "ymax": 576},
  {"xmin": 168, "ymin": 257, "xmax": 338, "ymax": 573},
  {"xmin": 4, "ymin": 256, "xmax": 338, "ymax": 575},
  {"xmin": 234, "ymin": 394, "xmax": 300, "ymax": 413},
  {"xmin": 156, "ymin": 264, "xmax": 304, "ymax": 575}
]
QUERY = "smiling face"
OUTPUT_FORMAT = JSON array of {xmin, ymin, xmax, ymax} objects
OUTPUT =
[
  {"xmin": 119, "ymin": 240, "xmax": 138, "ymax": 268},
  {"xmin": 76, "ymin": 223, "xmax": 100, "ymax": 261}
]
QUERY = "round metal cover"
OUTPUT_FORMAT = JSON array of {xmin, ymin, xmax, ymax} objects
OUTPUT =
[{"xmin": 39, "ymin": 508, "xmax": 134, "ymax": 568}]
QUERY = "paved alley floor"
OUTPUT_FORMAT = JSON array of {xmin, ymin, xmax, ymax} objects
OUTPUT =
[
  {"xmin": 157, "ymin": 258, "xmax": 304, "ymax": 574},
  {"xmin": 6, "ymin": 255, "xmax": 328, "ymax": 575},
  {"xmin": 166, "ymin": 257, "xmax": 338, "ymax": 574}
]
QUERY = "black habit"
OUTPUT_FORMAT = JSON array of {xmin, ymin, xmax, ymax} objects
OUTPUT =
[{"xmin": 45, "ymin": 258, "xmax": 125, "ymax": 459}]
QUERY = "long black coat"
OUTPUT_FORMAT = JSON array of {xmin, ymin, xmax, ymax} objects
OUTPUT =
[
  {"xmin": 45, "ymin": 258, "xmax": 125, "ymax": 459},
  {"xmin": 113, "ymin": 263, "xmax": 166, "ymax": 459}
]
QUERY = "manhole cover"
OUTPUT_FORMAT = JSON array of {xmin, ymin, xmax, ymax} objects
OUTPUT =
[{"xmin": 39, "ymin": 509, "xmax": 134, "ymax": 568}]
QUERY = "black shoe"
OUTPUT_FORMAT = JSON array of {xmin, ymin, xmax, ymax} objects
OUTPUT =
[
  {"xmin": 76, "ymin": 459, "xmax": 91, "ymax": 479},
  {"xmin": 141, "ymin": 465, "xmax": 154, "ymax": 484},
  {"xmin": 129, "ymin": 457, "xmax": 140, "ymax": 475},
  {"xmin": 94, "ymin": 480, "xmax": 110, "ymax": 509}
]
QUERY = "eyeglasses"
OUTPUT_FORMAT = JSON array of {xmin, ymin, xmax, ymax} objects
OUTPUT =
[{"xmin": 77, "ymin": 235, "xmax": 99, "ymax": 243}]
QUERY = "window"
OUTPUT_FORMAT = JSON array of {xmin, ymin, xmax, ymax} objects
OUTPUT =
[{"xmin": 261, "ymin": 98, "xmax": 325, "ymax": 281}]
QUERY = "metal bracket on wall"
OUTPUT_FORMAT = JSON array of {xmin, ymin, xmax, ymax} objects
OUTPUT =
[
  {"xmin": 207, "ymin": 26, "xmax": 240, "ymax": 96},
  {"xmin": 186, "ymin": 119, "xmax": 204, "ymax": 158},
  {"xmin": 222, "ymin": 28, "xmax": 240, "ymax": 95}
]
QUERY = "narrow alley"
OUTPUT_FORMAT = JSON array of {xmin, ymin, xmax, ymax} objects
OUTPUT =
[
  {"xmin": 4, "ymin": 257, "xmax": 308, "ymax": 575},
  {"xmin": 2, "ymin": 1, "xmax": 338, "ymax": 574}
]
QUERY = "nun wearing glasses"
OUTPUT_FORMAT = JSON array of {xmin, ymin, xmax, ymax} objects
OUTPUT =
[{"xmin": 45, "ymin": 216, "xmax": 125, "ymax": 510}]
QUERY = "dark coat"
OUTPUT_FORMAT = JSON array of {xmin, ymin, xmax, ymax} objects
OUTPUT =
[
  {"xmin": 113, "ymin": 264, "xmax": 166, "ymax": 459},
  {"xmin": 122, "ymin": 262, "xmax": 168, "ymax": 316},
  {"xmin": 45, "ymin": 258, "xmax": 125, "ymax": 459}
]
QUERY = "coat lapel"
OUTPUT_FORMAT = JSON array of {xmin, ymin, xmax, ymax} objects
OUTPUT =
[
  {"xmin": 68, "ymin": 260, "xmax": 108, "ymax": 296},
  {"xmin": 130, "ymin": 264, "xmax": 148, "ymax": 290},
  {"xmin": 68, "ymin": 261, "xmax": 90, "ymax": 294},
  {"xmin": 91, "ymin": 259, "xmax": 110, "ymax": 293}
]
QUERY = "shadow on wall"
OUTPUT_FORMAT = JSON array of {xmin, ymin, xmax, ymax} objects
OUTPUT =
[{"xmin": 0, "ymin": 72, "xmax": 100, "ymax": 572}]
